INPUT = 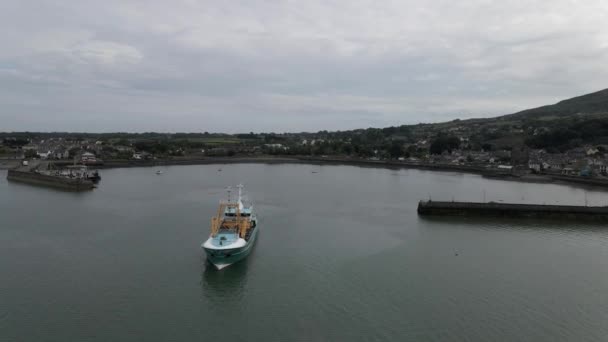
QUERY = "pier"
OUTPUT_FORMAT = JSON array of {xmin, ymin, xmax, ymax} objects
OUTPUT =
[
  {"xmin": 417, "ymin": 200, "xmax": 608, "ymax": 221},
  {"xmin": 7, "ymin": 169, "xmax": 95, "ymax": 191},
  {"xmin": 6, "ymin": 161, "xmax": 96, "ymax": 191}
]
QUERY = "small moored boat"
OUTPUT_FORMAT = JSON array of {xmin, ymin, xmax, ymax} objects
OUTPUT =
[{"xmin": 88, "ymin": 170, "xmax": 101, "ymax": 183}]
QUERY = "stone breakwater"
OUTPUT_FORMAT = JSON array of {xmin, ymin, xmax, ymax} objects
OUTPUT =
[
  {"xmin": 417, "ymin": 200, "xmax": 608, "ymax": 221},
  {"xmin": 7, "ymin": 170, "xmax": 95, "ymax": 191}
]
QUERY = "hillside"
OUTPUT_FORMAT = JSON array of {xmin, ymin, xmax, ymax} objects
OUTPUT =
[
  {"xmin": 502, "ymin": 88, "xmax": 608, "ymax": 121},
  {"xmin": 3, "ymin": 87, "xmax": 608, "ymax": 159}
]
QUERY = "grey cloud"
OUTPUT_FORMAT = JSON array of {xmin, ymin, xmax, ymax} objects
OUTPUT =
[{"xmin": 1, "ymin": 0, "xmax": 608, "ymax": 132}]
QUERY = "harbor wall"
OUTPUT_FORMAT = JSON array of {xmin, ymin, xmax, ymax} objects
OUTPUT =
[
  {"xmin": 417, "ymin": 200, "xmax": 608, "ymax": 221},
  {"xmin": 550, "ymin": 175, "xmax": 608, "ymax": 187},
  {"xmin": 6, "ymin": 170, "xmax": 95, "ymax": 191}
]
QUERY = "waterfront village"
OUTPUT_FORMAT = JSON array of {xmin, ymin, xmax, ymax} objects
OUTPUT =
[{"xmin": 2, "ymin": 124, "xmax": 608, "ymax": 182}]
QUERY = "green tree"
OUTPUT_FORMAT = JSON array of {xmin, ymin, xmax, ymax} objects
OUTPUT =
[
  {"xmin": 482, "ymin": 143, "xmax": 493, "ymax": 152},
  {"xmin": 24, "ymin": 149, "xmax": 38, "ymax": 158},
  {"xmin": 430, "ymin": 136, "xmax": 460, "ymax": 155},
  {"xmin": 389, "ymin": 141, "xmax": 403, "ymax": 159}
]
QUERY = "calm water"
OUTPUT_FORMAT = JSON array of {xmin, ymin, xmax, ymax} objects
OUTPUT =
[{"xmin": 2, "ymin": 164, "xmax": 608, "ymax": 341}]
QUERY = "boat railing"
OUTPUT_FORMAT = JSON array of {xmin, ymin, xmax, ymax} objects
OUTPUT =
[
  {"xmin": 211, "ymin": 217, "xmax": 220, "ymax": 236},
  {"xmin": 211, "ymin": 201, "xmax": 252, "ymax": 238}
]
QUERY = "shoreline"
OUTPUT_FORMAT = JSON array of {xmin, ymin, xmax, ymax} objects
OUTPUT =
[
  {"xmin": 92, "ymin": 156, "xmax": 499, "ymax": 178},
  {"xmin": 94, "ymin": 156, "xmax": 608, "ymax": 190},
  {"xmin": 6, "ymin": 156, "xmax": 608, "ymax": 190}
]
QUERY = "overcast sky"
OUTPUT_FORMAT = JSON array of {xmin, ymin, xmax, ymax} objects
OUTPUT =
[{"xmin": 1, "ymin": 1, "xmax": 607, "ymax": 133}]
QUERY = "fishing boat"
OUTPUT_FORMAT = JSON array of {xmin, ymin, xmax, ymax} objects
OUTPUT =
[
  {"xmin": 88, "ymin": 170, "xmax": 101, "ymax": 183},
  {"xmin": 202, "ymin": 184, "xmax": 259, "ymax": 270},
  {"xmin": 156, "ymin": 170, "xmax": 163, "ymax": 175}
]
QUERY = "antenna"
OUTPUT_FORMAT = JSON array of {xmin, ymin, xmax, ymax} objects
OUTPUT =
[
  {"xmin": 237, "ymin": 183, "xmax": 244, "ymax": 203},
  {"xmin": 226, "ymin": 186, "xmax": 232, "ymax": 203}
]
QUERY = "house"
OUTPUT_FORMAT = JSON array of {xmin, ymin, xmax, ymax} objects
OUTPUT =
[
  {"xmin": 114, "ymin": 145, "xmax": 133, "ymax": 152},
  {"xmin": 567, "ymin": 148, "xmax": 587, "ymax": 161},
  {"xmin": 264, "ymin": 144, "xmax": 284, "ymax": 149},
  {"xmin": 416, "ymin": 140, "xmax": 428, "ymax": 147},
  {"xmin": 586, "ymin": 147, "xmax": 599, "ymax": 156},
  {"xmin": 22, "ymin": 144, "xmax": 38, "ymax": 151},
  {"xmin": 37, "ymin": 151, "xmax": 51, "ymax": 159},
  {"xmin": 81, "ymin": 152, "xmax": 96, "ymax": 163},
  {"xmin": 53, "ymin": 149, "xmax": 69, "ymax": 159},
  {"xmin": 264, "ymin": 144, "xmax": 288, "ymax": 151},
  {"xmin": 561, "ymin": 167, "xmax": 577, "ymax": 175},
  {"xmin": 528, "ymin": 160, "xmax": 541, "ymax": 173}
]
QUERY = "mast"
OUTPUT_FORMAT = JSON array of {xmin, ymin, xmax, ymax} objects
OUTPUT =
[
  {"xmin": 237, "ymin": 184, "xmax": 243, "ymax": 203},
  {"xmin": 226, "ymin": 186, "xmax": 233, "ymax": 203},
  {"xmin": 237, "ymin": 184, "xmax": 244, "ymax": 210}
]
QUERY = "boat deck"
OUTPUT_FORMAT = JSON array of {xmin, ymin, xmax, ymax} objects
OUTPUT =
[{"xmin": 208, "ymin": 230, "xmax": 241, "ymax": 248}]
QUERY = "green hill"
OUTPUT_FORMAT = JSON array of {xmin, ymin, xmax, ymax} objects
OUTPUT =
[{"xmin": 502, "ymin": 88, "xmax": 608, "ymax": 121}]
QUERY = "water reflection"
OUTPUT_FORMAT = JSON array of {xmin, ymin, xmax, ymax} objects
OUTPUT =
[
  {"xmin": 200, "ymin": 256, "xmax": 251, "ymax": 302},
  {"xmin": 418, "ymin": 215, "xmax": 607, "ymax": 233}
]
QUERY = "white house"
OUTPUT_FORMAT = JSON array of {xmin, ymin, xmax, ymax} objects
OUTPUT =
[
  {"xmin": 81, "ymin": 152, "xmax": 96, "ymax": 163},
  {"xmin": 528, "ymin": 161, "xmax": 541, "ymax": 172},
  {"xmin": 586, "ymin": 147, "xmax": 599, "ymax": 156},
  {"xmin": 562, "ymin": 167, "xmax": 575, "ymax": 175},
  {"xmin": 37, "ymin": 151, "xmax": 51, "ymax": 159},
  {"xmin": 53, "ymin": 149, "xmax": 69, "ymax": 159},
  {"xmin": 115, "ymin": 145, "xmax": 133, "ymax": 152}
]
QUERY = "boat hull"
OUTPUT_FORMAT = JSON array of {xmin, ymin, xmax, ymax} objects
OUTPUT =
[{"xmin": 202, "ymin": 227, "xmax": 259, "ymax": 270}]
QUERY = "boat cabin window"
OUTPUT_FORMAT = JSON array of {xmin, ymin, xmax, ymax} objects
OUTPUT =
[{"xmin": 224, "ymin": 212, "xmax": 251, "ymax": 217}]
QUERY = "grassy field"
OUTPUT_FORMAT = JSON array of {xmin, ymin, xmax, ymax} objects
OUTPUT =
[{"xmin": 186, "ymin": 137, "xmax": 243, "ymax": 145}]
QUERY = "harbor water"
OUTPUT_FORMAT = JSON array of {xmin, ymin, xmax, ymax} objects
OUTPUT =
[{"xmin": 1, "ymin": 164, "xmax": 608, "ymax": 341}]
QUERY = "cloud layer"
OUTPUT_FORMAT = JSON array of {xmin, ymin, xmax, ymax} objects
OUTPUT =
[{"xmin": 1, "ymin": 0, "xmax": 608, "ymax": 132}]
